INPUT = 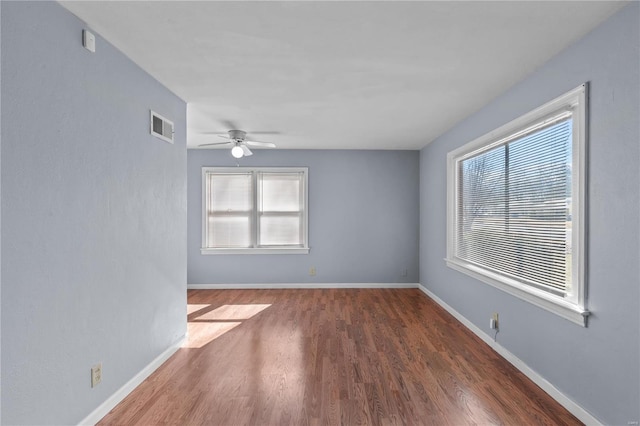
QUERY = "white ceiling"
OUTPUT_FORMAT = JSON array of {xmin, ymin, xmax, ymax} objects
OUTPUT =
[{"xmin": 60, "ymin": 1, "xmax": 626, "ymax": 151}]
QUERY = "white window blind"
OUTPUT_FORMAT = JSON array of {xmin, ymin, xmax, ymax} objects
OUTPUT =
[
  {"xmin": 206, "ymin": 172, "xmax": 252, "ymax": 248},
  {"xmin": 457, "ymin": 118, "xmax": 572, "ymax": 295},
  {"xmin": 446, "ymin": 84, "xmax": 588, "ymax": 325},
  {"xmin": 258, "ymin": 172, "xmax": 305, "ymax": 247},
  {"xmin": 202, "ymin": 167, "xmax": 309, "ymax": 254}
]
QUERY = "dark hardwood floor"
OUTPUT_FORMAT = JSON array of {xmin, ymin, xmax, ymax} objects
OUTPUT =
[{"xmin": 98, "ymin": 288, "xmax": 581, "ymax": 425}]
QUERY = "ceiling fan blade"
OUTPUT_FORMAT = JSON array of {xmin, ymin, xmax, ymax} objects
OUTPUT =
[
  {"xmin": 202, "ymin": 131, "xmax": 279, "ymax": 136},
  {"xmin": 198, "ymin": 141, "xmax": 232, "ymax": 147},
  {"xmin": 217, "ymin": 134, "xmax": 233, "ymax": 140},
  {"xmin": 245, "ymin": 140, "xmax": 276, "ymax": 148},
  {"xmin": 241, "ymin": 145, "xmax": 253, "ymax": 156}
]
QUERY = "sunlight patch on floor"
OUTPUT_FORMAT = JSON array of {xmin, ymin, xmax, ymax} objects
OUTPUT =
[
  {"xmin": 187, "ymin": 304, "xmax": 210, "ymax": 315},
  {"xmin": 183, "ymin": 304, "xmax": 273, "ymax": 348},
  {"xmin": 184, "ymin": 321, "xmax": 242, "ymax": 348},
  {"xmin": 195, "ymin": 304, "xmax": 272, "ymax": 321}
]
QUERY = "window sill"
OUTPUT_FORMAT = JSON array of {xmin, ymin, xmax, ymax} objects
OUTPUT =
[
  {"xmin": 445, "ymin": 257, "xmax": 589, "ymax": 326},
  {"xmin": 201, "ymin": 247, "xmax": 310, "ymax": 255}
]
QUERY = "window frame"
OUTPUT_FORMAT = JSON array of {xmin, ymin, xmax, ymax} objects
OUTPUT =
[
  {"xmin": 201, "ymin": 166, "xmax": 309, "ymax": 255},
  {"xmin": 445, "ymin": 84, "xmax": 589, "ymax": 326}
]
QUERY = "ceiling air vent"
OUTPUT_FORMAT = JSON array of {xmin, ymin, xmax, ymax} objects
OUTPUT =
[{"xmin": 150, "ymin": 110, "xmax": 174, "ymax": 144}]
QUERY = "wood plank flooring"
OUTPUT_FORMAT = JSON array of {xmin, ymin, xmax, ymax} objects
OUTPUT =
[{"xmin": 98, "ymin": 289, "xmax": 581, "ymax": 425}]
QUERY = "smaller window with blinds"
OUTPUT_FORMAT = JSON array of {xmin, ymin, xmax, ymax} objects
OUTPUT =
[
  {"xmin": 446, "ymin": 84, "xmax": 588, "ymax": 326},
  {"xmin": 202, "ymin": 167, "xmax": 309, "ymax": 254}
]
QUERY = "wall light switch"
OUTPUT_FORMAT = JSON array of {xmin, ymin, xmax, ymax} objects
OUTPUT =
[{"xmin": 83, "ymin": 29, "xmax": 96, "ymax": 53}]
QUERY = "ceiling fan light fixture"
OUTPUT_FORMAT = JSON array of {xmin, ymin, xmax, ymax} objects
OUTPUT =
[{"xmin": 231, "ymin": 145, "xmax": 244, "ymax": 158}]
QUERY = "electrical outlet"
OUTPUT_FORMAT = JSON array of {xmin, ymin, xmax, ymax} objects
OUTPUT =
[
  {"xmin": 401, "ymin": 268, "xmax": 408, "ymax": 277},
  {"xmin": 91, "ymin": 363, "xmax": 102, "ymax": 388},
  {"xmin": 491, "ymin": 312, "xmax": 499, "ymax": 329},
  {"xmin": 309, "ymin": 266, "xmax": 316, "ymax": 276}
]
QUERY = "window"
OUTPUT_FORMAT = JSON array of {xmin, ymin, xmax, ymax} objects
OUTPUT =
[
  {"xmin": 446, "ymin": 84, "xmax": 588, "ymax": 325},
  {"xmin": 201, "ymin": 167, "xmax": 309, "ymax": 254}
]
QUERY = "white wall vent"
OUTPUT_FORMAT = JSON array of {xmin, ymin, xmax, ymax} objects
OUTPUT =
[{"xmin": 150, "ymin": 110, "xmax": 174, "ymax": 144}]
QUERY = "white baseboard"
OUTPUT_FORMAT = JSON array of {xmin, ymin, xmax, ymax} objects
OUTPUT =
[
  {"xmin": 417, "ymin": 284, "xmax": 601, "ymax": 426},
  {"xmin": 188, "ymin": 283, "xmax": 419, "ymax": 290},
  {"xmin": 78, "ymin": 335, "xmax": 186, "ymax": 426}
]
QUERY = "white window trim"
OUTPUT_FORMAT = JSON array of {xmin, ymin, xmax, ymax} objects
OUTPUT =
[
  {"xmin": 446, "ymin": 84, "xmax": 588, "ymax": 326},
  {"xmin": 201, "ymin": 166, "xmax": 309, "ymax": 255}
]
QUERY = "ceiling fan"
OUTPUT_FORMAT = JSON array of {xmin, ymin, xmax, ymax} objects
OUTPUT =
[{"xmin": 199, "ymin": 129, "xmax": 276, "ymax": 158}]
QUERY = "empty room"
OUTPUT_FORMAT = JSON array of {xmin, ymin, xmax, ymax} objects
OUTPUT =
[{"xmin": 1, "ymin": 1, "xmax": 639, "ymax": 425}]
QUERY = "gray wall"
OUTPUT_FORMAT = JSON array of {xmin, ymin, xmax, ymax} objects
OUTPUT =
[
  {"xmin": 188, "ymin": 149, "xmax": 419, "ymax": 284},
  {"xmin": 419, "ymin": 3, "xmax": 639, "ymax": 424},
  {"xmin": 1, "ymin": 2, "xmax": 187, "ymax": 424}
]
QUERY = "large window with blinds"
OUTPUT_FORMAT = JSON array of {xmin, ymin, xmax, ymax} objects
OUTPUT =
[
  {"xmin": 201, "ymin": 167, "xmax": 309, "ymax": 254},
  {"xmin": 446, "ymin": 84, "xmax": 588, "ymax": 325}
]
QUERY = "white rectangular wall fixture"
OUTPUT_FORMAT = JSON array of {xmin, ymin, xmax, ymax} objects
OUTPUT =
[{"xmin": 82, "ymin": 29, "xmax": 95, "ymax": 52}]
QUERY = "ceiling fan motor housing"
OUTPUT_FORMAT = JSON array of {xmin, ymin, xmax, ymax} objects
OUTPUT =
[{"xmin": 228, "ymin": 130, "xmax": 246, "ymax": 141}]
